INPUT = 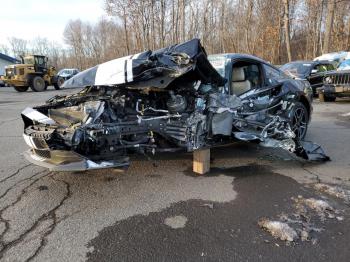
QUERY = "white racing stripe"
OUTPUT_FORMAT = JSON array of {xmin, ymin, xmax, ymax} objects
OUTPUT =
[
  {"xmin": 95, "ymin": 55, "xmax": 131, "ymax": 85},
  {"xmin": 126, "ymin": 59, "xmax": 133, "ymax": 82}
]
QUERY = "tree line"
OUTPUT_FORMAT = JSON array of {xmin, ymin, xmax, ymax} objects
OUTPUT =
[{"xmin": 1, "ymin": 0, "xmax": 349, "ymax": 70}]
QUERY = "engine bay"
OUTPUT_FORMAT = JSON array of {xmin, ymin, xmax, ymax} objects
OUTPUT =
[{"xmin": 22, "ymin": 80, "xmax": 326, "ymax": 168}]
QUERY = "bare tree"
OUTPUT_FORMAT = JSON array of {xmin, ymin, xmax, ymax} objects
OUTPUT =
[
  {"xmin": 31, "ymin": 37, "xmax": 50, "ymax": 56},
  {"xmin": 323, "ymin": 0, "xmax": 336, "ymax": 53},
  {"xmin": 3, "ymin": 0, "xmax": 349, "ymax": 71},
  {"xmin": 0, "ymin": 44, "xmax": 10, "ymax": 55},
  {"xmin": 8, "ymin": 37, "xmax": 28, "ymax": 58},
  {"xmin": 283, "ymin": 0, "xmax": 292, "ymax": 61}
]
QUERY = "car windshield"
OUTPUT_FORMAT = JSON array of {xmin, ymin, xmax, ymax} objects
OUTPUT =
[
  {"xmin": 59, "ymin": 69, "xmax": 73, "ymax": 74},
  {"xmin": 23, "ymin": 57, "xmax": 34, "ymax": 64},
  {"xmin": 208, "ymin": 55, "xmax": 227, "ymax": 77},
  {"xmin": 338, "ymin": 60, "xmax": 350, "ymax": 71},
  {"xmin": 280, "ymin": 62, "xmax": 312, "ymax": 77}
]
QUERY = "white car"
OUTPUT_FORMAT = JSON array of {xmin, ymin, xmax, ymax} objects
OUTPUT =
[
  {"xmin": 57, "ymin": 68, "xmax": 80, "ymax": 80},
  {"xmin": 314, "ymin": 51, "xmax": 350, "ymax": 66}
]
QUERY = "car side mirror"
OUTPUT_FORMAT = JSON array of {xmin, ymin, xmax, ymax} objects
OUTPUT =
[{"xmin": 311, "ymin": 69, "xmax": 318, "ymax": 74}]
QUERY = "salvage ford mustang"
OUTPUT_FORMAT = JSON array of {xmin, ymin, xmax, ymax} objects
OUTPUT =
[{"xmin": 21, "ymin": 39, "xmax": 329, "ymax": 171}]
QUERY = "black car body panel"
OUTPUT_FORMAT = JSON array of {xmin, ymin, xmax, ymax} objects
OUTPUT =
[{"xmin": 21, "ymin": 39, "xmax": 329, "ymax": 171}]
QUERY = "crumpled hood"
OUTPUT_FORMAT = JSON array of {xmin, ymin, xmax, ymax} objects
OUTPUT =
[{"xmin": 63, "ymin": 38, "xmax": 226, "ymax": 89}]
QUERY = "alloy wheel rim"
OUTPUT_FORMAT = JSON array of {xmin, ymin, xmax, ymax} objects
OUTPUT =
[{"xmin": 292, "ymin": 107, "xmax": 307, "ymax": 138}]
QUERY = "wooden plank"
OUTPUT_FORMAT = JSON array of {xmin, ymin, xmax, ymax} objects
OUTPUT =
[
  {"xmin": 193, "ymin": 149, "xmax": 210, "ymax": 175},
  {"xmin": 319, "ymin": 92, "xmax": 325, "ymax": 102}
]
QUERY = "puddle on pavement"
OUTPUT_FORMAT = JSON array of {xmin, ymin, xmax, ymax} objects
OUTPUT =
[{"xmin": 87, "ymin": 163, "xmax": 350, "ymax": 262}]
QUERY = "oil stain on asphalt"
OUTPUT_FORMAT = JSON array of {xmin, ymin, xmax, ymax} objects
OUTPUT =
[{"xmin": 87, "ymin": 164, "xmax": 350, "ymax": 262}]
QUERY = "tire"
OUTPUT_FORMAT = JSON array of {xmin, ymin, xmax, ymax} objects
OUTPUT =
[
  {"xmin": 30, "ymin": 76, "xmax": 46, "ymax": 92},
  {"xmin": 13, "ymin": 86, "xmax": 29, "ymax": 92},
  {"xmin": 290, "ymin": 102, "xmax": 309, "ymax": 140},
  {"xmin": 53, "ymin": 77, "xmax": 64, "ymax": 90},
  {"xmin": 324, "ymin": 95, "xmax": 336, "ymax": 102}
]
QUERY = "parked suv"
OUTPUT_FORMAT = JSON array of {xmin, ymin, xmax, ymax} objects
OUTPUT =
[{"xmin": 318, "ymin": 59, "xmax": 350, "ymax": 102}]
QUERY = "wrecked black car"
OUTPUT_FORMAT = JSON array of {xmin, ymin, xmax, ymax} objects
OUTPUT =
[{"xmin": 21, "ymin": 39, "xmax": 329, "ymax": 171}]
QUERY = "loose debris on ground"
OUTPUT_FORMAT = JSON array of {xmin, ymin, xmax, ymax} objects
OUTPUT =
[
  {"xmin": 258, "ymin": 184, "xmax": 349, "ymax": 245},
  {"xmin": 314, "ymin": 183, "xmax": 350, "ymax": 203},
  {"xmin": 258, "ymin": 219, "xmax": 298, "ymax": 242}
]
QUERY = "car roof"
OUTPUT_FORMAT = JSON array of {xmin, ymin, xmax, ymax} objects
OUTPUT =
[{"xmin": 209, "ymin": 53, "xmax": 270, "ymax": 64}]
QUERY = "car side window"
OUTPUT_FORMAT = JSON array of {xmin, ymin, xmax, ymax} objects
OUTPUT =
[
  {"xmin": 38, "ymin": 57, "xmax": 44, "ymax": 65},
  {"xmin": 230, "ymin": 62, "xmax": 262, "ymax": 96},
  {"xmin": 263, "ymin": 64, "xmax": 285, "ymax": 85}
]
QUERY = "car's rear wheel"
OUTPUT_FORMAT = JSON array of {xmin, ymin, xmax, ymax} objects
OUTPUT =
[
  {"xmin": 290, "ymin": 102, "xmax": 308, "ymax": 139},
  {"xmin": 30, "ymin": 76, "xmax": 46, "ymax": 92},
  {"xmin": 13, "ymin": 86, "xmax": 29, "ymax": 92}
]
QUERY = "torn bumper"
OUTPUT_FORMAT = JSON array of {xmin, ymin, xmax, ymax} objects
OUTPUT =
[{"xmin": 23, "ymin": 149, "xmax": 129, "ymax": 171}]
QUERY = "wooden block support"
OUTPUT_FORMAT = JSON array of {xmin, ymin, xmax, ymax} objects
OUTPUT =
[
  {"xmin": 193, "ymin": 149, "xmax": 210, "ymax": 175},
  {"xmin": 319, "ymin": 92, "xmax": 325, "ymax": 102}
]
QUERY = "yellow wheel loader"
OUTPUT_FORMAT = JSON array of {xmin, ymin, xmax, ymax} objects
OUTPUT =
[{"xmin": 1, "ymin": 55, "xmax": 64, "ymax": 92}]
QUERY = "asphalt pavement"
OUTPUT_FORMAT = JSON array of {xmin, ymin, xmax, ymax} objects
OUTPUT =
[{"xmin": 0, "ymin": 86, "xmax": 350, "ymax": 262}]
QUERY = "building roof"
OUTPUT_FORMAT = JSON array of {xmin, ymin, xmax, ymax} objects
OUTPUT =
[{"xmin": 0, "ymin": 53, "xmax": 19, "ymax": 63}]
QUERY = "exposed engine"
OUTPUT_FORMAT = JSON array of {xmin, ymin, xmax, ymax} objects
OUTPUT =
[{"xmin": 24, "ymin": 81, "xmax": 303, "ymax": 165}]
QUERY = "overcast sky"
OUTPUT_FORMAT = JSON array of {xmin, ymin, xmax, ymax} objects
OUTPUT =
[{"xmin": 1, "ymin": 0, "xmax": 106, "ymax": 46}]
